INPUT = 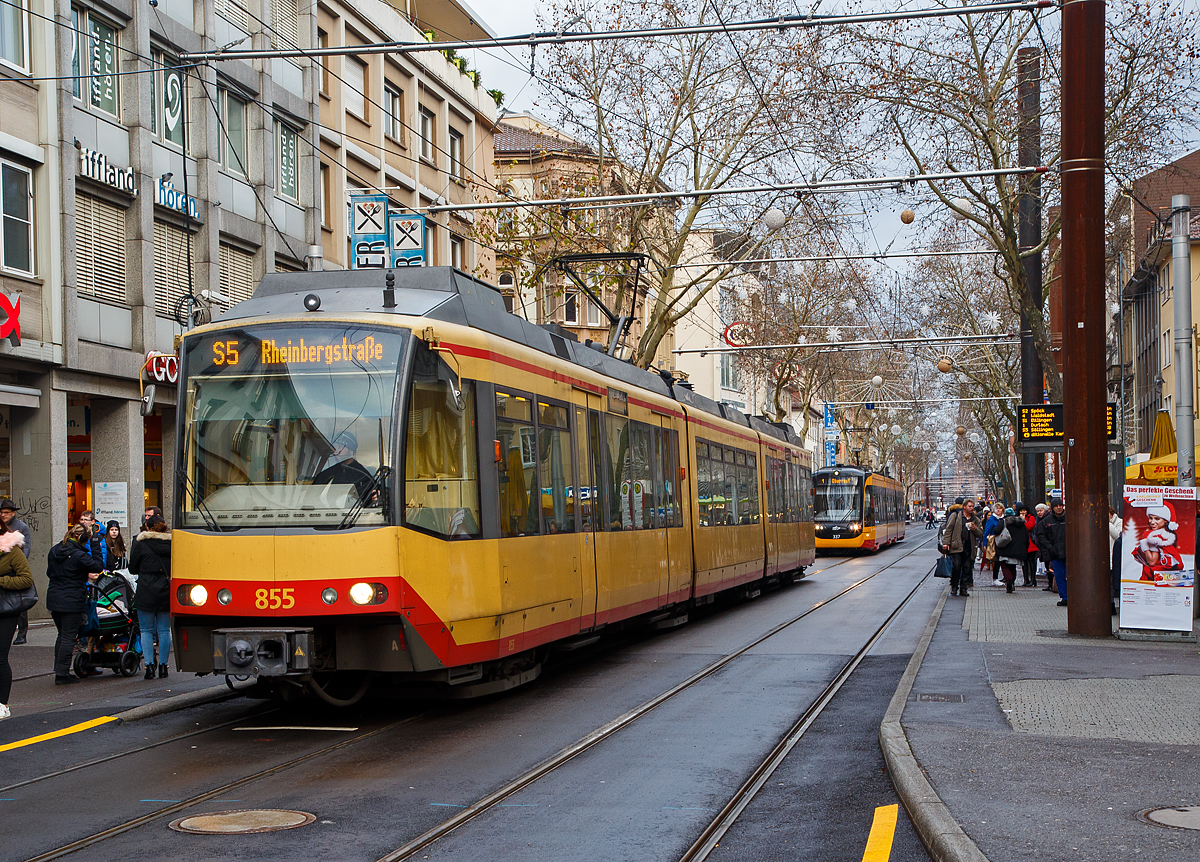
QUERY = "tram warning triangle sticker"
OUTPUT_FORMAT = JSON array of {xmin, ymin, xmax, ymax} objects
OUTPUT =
[
  {"xmin": 213, "ymin": 645, "xmax": 223, "ymax": 658},
  {"xmin": 294, "ymin": 645, "xmax": 305, "ymax": 657}
]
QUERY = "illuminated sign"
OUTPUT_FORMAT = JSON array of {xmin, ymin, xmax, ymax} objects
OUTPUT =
[
  {"xmin": 0, "ymin": 291, "xmax": 19, "ymax": 346},
  {"xmin": 261, "ymin": 336, "xmax": 385, "ymax": 366},
  {"xmin": 78, "ymin": 146, "xmax": 137, "ymax": 196},
  {"xmin": 1019, "ymin": 403, "xmax": 1118, "ymax": 442}
]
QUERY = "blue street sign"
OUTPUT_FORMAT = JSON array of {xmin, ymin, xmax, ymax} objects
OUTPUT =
[
  {"xmin": 824, "ymin": 440, "xmax": 836, "ymax": 467},
  {"xmin": 389, "ymin": 212, "xmax": 425, "ymax": 267},
  {"xmin": 350, "ymin": 194, "xmax": 389, "ymax": 269}
]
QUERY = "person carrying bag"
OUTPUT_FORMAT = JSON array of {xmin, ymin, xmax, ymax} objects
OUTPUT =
[{"xmin": 0, "ymin": 521, "xmax": 36, "ymax": 720}]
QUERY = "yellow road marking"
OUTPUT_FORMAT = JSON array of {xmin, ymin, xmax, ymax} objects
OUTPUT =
[
  {"xmin": 0, "ymin": 716, "xmax": 118, "ymax": 753},
  {"xmin": 861, "ymin": 804, "xmax": 899, "ymax": 862}
]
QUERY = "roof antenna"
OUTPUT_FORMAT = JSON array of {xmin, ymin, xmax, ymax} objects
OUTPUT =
[{"xmin": 384, "ymin": 269, "xmax": 396, "ymax": 309}]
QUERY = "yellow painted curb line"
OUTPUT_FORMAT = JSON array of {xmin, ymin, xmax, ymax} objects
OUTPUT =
[{"xmin": 0, "ymin": 716, "xmax": 118, "ymax": 753}]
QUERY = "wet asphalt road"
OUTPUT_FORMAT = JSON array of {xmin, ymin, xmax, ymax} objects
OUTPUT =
[{"xmin": 2, "ymin": 535, "xmax": 939, "ymax": 862}]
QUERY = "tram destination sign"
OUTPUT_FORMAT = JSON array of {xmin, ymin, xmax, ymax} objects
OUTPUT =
[{"xmin": 1018, "ymin": 402, "xmax": 1117, "ymax": 442}]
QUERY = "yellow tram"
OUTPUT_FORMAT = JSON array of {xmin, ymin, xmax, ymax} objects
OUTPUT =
[
  {"xmin": 812, "ymin": 465, "xmax": 905, "ymax": 552},
  {"xmin": 169, "ymin": 268, "xmax": 815, "ymax": 700}
]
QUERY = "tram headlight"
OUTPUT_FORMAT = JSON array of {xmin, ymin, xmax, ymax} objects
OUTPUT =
[
  {"xmin": 349, "ymin": 582, "xmax": 375, "ymax": 605},
  {"xmin": 850, "ymin": 522, "xmax": 862, "ymax": 532},
  {"xmin": 217, "ymin": 589, "xmax": 233, "ymax": 605},
  {"xmin": 321, "ymin": 587, "xmax": 339, "ymax": 605},
  {"xmin": 189, "ymin": 584, "xmax": 209, "ymax": 606}
]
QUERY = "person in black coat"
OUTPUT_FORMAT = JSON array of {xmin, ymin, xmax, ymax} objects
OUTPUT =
[
  {"xmin": 46, "ymin": 524, "xmax": 104, "ymax": 683},
  {"xmin": 994, "ymin": 506, "xmax": 1029, "ymax": 593},
  {"xmin": 129, "ymin": 516, "xmax": 173, "ymax": 679},
  {"xmin": 1037, "ymin": 498, "xmax": 1069, "ymax": 605}
]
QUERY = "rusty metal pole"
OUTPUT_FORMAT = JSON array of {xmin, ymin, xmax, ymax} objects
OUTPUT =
[
  {"xmin": 1061, "ymin": 0, "xmax": 1110, "ymax": 637},
  {"xmin": 1018, "ymin": 47, "xmax": 1046, "ymax": 506}
]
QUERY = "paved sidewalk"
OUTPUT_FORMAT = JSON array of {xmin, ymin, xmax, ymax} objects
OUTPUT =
[
  {"xmin": 3, "ymin": 620, "xmax": 234, "ymax": 728},
  {"xmin": 886, "ymin": 574, "xmax": 1200, "ymax": 862}
]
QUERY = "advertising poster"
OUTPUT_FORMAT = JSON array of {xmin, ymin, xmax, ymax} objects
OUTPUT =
[
  {"xmin": 94, "ymin": 481, "xmax": 129, "ymax": 529},
  {"xmin": 1120, "ymin": 485, "xmax": 1196, "ymax": 632}
]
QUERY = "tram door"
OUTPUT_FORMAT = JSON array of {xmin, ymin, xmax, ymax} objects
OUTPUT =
[{"xmin": 575, "ymin": 403, "xmax": 599, "ymax": 629}]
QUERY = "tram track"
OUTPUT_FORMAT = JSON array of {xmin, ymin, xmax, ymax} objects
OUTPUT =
[
  {"xmin": 14, "ymin": 533, "xmax": 936, "ymax": 862},
  {"xmin": 375, "ymin": 533, "xmax": 937, "ymax": 862}
]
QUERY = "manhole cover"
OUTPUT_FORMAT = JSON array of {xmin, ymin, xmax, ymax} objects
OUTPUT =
[
  {"xmin": 1137, "ymin": 806, "xmax": 1200, "ymax": 831},
  {"xmin": 169, "ymin": 809, "xmax": 316, "ymax": 834},
  {"xmin": 917, "ymin": 693, "xmax": 964, "ymax": 703}
]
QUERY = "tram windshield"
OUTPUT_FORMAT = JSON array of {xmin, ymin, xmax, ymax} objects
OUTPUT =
[
  {"xmin": 813, "ymin": 475, "xmax": 863, "ymax": 524},
  {"xmin": 180, "ymin": 324, "xmax": 406, "ymax": 529}
]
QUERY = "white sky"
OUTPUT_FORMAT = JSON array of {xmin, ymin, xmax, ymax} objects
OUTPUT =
[{"xmin": 462, "ymin": 0, "xmax": 546, "ymax": 115}]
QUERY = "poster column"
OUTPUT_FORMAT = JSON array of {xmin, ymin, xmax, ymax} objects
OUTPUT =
[{"xmin": 1119, "ymin": 485, "xmax": 1196, "ymax": 634}]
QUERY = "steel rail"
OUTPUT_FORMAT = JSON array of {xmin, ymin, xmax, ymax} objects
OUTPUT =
[
  {"xmin": 19, "ymin": 712, "xmax": 428, "ymax": 862},
  {"xmin": 375, "ymin": 534, "xmax": 936, "ymax": 862},
  {"xmin": 182, "ymin": 2, "xmax": 1056, "ymax": 62},
  {"xmin": 679, "ymin": 553, "xmax": 935, "ymax": 861}
]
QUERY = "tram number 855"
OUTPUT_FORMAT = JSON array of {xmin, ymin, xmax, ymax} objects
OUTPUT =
[{"xmin": 256, "ymin": 588, "xmax": 296, "ymax": 609}]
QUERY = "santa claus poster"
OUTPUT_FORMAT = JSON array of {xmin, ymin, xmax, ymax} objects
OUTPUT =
[{"xmin": 1120, "ymin": 485, "xmax": 1196, "ymax": 632}]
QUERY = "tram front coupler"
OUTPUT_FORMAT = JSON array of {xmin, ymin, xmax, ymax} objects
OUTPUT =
[{"xmin": 212, "ymin": 627, "xmax": 314, "ymax": 677}]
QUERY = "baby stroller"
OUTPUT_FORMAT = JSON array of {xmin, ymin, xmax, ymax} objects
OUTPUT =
[{"xmin": 74, "ymin": 571, "xmax": 143, "ymax": 678}]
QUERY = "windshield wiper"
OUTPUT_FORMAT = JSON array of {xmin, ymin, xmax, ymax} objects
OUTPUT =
[
  {"xmin": 338, "ymin": 466, "xmax": 391, "ymax": 529},
  {"xmin": 175, "ymin": 468, "xmax": 223, "ymax": 532}
]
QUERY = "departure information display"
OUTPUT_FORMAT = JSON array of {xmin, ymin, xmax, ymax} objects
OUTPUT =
[{"xmin": 1019, "ymin": 403, "xmax": 1117, "ymax": 441}]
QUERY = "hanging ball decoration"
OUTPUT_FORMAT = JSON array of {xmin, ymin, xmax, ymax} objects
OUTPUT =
[
  {"xmin": 871, "ymin": 375, "xmax": 884, "ymax": 388},
  {"xmin": 937, "ymin": 356, "xmax": 954, "ymax": 373},
  {"xmin": 891, "ymin": 424, "xmax": 903, "ymax": 435},
  {"xmin": 955, "ymin": 425, "xmax": 967, "ymax": 436},
  {"xmin": 950, "ymin": 197, "xmax": 973, "ymax": 221},
  {"xmin": 900, "ymin": 209, "xmax": 916, "ymax": 225},
  {"xmin": 969, "ymin": 432, "xmax": 980, "ymax": 444},
  {"xmin": 762, "ymin": 208, "xmax": 787, "ymax": 231}
]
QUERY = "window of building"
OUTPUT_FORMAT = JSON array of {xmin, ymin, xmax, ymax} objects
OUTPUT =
[
  {"xmin": 424, "ymin": 220, "xmax": 434, "ymax": 265},
  {"xmin": 218, "ymin": 88, "xmax": 248, "ymax": 173},
  {"xmin": 450, "ymin": 235, "xmax": 463, "ymax": 270},
  {"xmin": 383, "ymin": 85, "xmax": 404, "ymax": 142},
  {"xmin": 320, "ymin": 164, "xmax": 331, "ymax": 228},
  {"xmin": 405, "ymin": 346, "xmax": 480, "ymax": 538},
  {"xmin": 317, "ymin": 29, "xmax": 330, "ymax": 94},
  {"xmin": 153, "ymin": 220, "xmax": 190, "ymax": 318},
  {"xmin": 277, "ymin": 122, "xmax": 299, "ymax": 201},
  {"xmin": 1165, "ymin": 394, "xmax": 1173, "ymax": 417},
  {"xmin": 563, "ymin": 291, "xmax": 578, "ymax": 325},
  {"xmin": 219, "ymin": 242, "xmax": 256, "ymax": 304},
  {"xmin": 272, "ymin": 0, "xmax": 298, "ymax": 53},
  {"xmin": 0, "ymin": 0, "xmax": 28, "ymax": 71},
  {"xmin": 150, "ymin": 51, "xmax": 185, "ymax": 147},
  {"xmin": 72, "ymin": 7, "xmax": 119, "ymax": 116},
  {"xmin": 448, "ymin": 128, "xmax": 463, "ymax": 179},
  {"xmin": 721, "ymin": 353, "xmax": 740, "ymax": 390},
  {"xmin": 1, "ymin": 161, "xmax": 32, "ymax": 275},
  {"xmin": 345, "ymin": 58, "xmax": 366, "ymax": 118},
  {"xmin": 419, "ymin": 108, "xmax": 435, "ymax": 162},
  {"xmin": 214, "ymin": 0, "xmax": 249, "ymax": 31},
  {"xmin": 76, "ymin": 194, "xmax": 126, "ymax": 303},
  {"xmin": 1163, "ymin": 328, "xmax": 1172, "ymax": 369},
  {"xmin": 586, "ymin": 294, "xmax": 602, "ymax": 326}
]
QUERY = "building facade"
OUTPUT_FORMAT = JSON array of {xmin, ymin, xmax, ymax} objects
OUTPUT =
[{"xmin": 0, "ymin": 0, "xmax": 325, "ymax": 613}]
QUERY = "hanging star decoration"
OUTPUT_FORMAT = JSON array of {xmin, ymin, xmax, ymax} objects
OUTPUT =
[
  {"xmin": 918, "ymin": 303, "xmax": 931, "ymax": 318},
  {"xmin": 979, "ymin": 310, "xmax": 1002, "ymax": 331},
  {"xmin": 826, "ymin": 326, "xmax": 842, "ymax": 343}
]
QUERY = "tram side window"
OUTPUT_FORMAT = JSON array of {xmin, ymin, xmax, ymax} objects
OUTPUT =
[
  {"xmin": 798, "ymin": 466, "xmax": 813, "ymax": 521},
  {"xmin": 788, "ymin": 462, "xmax": 801, "ymax": 524},
  {"xmin": 404, "ymin": 349, "xmax": 480, "ymax": 538},
  {"xmin": 865, "ymin": 485, "xmax": 878, "ymax": 527},
  {"xmin": 497, "ymin": 390, "xmax": 540, "ymax": 537},
  {"xmin": 605, "ymin": 416, "xmax": 659, "ymax": 530},
  {"xmin": 654, "ymin": 428, "xmax": 671, "ymax": 528},
  {"xmin": 575, "ymin": 407, "xmax": 595, "ymax": 531},
  {"xmin": 538, "ymin": 400, "xmax": 575, "ymax": 534},
  {"xmin": 696, "ymin": 441, "xmax": 712, "ymax": 526},
  {"xmin": 745, "ymin": 453, "xmax": 759, "ymax": 524}
]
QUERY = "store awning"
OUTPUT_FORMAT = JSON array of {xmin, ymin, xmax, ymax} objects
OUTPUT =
[
  {"xmin": 0, "ymin": 383, "xmax": 40, "ymax": 408},
  {"xmin": 1150, "ymin": 410, "xmax": 1176, "ymax": 460},
  {"xmin": 1125, "ymin": 446, "xmax": 1200, "ymax": 485}
]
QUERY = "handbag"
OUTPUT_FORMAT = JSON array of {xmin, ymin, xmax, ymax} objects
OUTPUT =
[
  {"xmin": 985, "ymin": 534, "xmax": 997, "ymax": 561},
  {"xmin": 0, "ymin": 582, "xmax": 39, "ymax": 616},
  {"xmin": 996, "ymin": 524, "xmax": 1012, "ymax": 548},
  {"xmin": 934, "ymin": 554, "xmax": 952, "ymax": 578}
]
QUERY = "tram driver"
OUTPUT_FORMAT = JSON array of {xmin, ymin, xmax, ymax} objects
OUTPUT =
[{"xmin": 312, "ymin": 430, "xmax": 377, "ymax": 503}]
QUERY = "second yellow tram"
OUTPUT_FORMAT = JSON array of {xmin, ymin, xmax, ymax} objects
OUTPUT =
[{"xmin": 813, "ymin": 465, "xmax": 905, "ymax": 551}]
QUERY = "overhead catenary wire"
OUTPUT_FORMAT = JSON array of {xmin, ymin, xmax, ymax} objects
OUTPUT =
[{"xmin": 180, "ymin": 1, "xmax": 1056, "ymax": 62}]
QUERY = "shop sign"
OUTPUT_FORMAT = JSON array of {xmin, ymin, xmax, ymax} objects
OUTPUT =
[
  {"xmin": 0, "ymin": 291, "xmax": 19, "ymax": 346},
  {"xmin": 350, "ymin": 194, "xmax": 389, "ymax": 269},
  {"xmin": 146, "ymin": 351, "xmax": 179, "ymax": 384},
  {"xmin": 155, "ymin": 177, "xmax": 198, "ymax": 218},
  {"xmin": 1119, "ymin": 485, "xmax": 1196, "ymax": 633},
  {"xmin": 78, "ymin": 146, "xmax": 137, "ymax": 196}
]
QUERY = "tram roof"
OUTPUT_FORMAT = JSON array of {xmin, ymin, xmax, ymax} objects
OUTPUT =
[{"xmin": 229, "ymin": 267, "xmax": 794, "ymax": 445}]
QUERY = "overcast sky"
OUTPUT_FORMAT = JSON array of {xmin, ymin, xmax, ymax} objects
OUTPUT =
[{"xmin": 463, "ymin": 0, "xmax": 546, "ymax": 116}]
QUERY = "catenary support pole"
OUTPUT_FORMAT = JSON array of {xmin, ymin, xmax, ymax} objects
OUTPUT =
[
  {"xmin": 1173, "ymin": 196, "xmax": 1194, "ymax": 487},
  {"xmin": 1061, "ymin": 0, "xmax": 1110, "ymax": 637},
  {"xmin": 1018, "ymin": 46, "xmax": 1047, "ymax": 506}
]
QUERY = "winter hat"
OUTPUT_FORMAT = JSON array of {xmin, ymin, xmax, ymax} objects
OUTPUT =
[
  {"xmin": 106, "ymin": 520, "xmax": 120, "ymax": 530},
  {"xmin": 1146, "ymin": 502, "xmax": 1179, "ymax": 531},
  {"xmin": 954, "ymin": 497, "xmax": 965, "ymax": 505},
  {"xmin": 1014, "ymin": 500, "xmax": 1026, "ymax": 512},
  {"xmin": 1005, "ymin": 507, "xmax": 1015, "ymax": 516}
]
